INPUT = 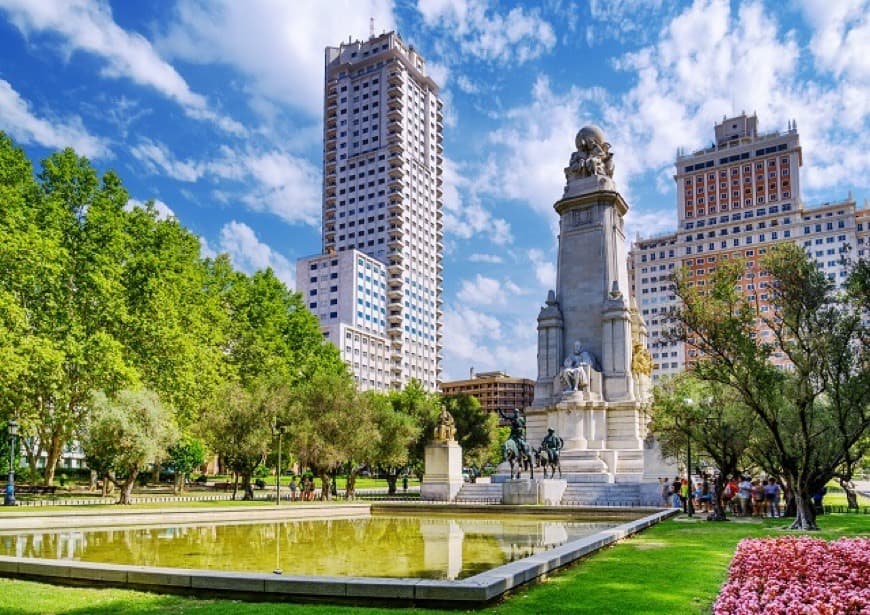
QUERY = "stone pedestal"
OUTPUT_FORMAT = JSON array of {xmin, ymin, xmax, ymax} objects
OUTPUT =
[
  {"xmin": 421, "ymin": 441, "xmax": 463, "ymax": 502},
  {"xmin": 502, "ymin": 479, "xmax": 538, "ymax": 505},
  {"xmin": 539, "ymin": 479, "xmax": 568, "ymax": 505},
  {"xmin": 501, "ymin": 479, "xmax": 568, "ymax": 505}
]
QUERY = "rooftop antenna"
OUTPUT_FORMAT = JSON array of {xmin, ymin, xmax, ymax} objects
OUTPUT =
[{"xmin": 370, "ymin": 16, "xmax": 374, "ymax": 39}]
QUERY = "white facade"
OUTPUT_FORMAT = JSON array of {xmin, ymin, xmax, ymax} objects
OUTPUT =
[{"xmin": 297, "ymin": 32, "xmax": 443, "ymax": 391}]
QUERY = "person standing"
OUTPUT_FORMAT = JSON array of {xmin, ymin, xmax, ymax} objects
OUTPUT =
[
  {"xmin": 764, "ymin": 478, "xmax": 781, "ymax": 517},
  {"xmin": 289, "ymin": 476, "xmax": 298, "ymax": 502},
  {"xmin": 738, "ymin": 476, "xmax": 752, "ymax": 517},
  {"xmin": 671, "ymin": 476, "xmax": 682, "ymax": 508}
]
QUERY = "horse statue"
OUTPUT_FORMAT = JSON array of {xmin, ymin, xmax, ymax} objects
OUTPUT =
[
  {"xmin": 499, "ymin": 408, "xmax": 535, "ymax": 480},
  {"xmin": 503, "ymin": 438, "xmax": 535, "ymax": 480},
  {"xmin": 534, "ymin": 446, "xmax": 562, "ymax": 479}
]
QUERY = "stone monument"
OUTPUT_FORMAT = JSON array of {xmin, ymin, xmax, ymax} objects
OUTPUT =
[
  {"xmin": 421, "ymin": 406, "xmax": 464, "ymax": 502},
  {"xmin": 525, "ymin": 125, "xmax": 674, "ymax": 496}
]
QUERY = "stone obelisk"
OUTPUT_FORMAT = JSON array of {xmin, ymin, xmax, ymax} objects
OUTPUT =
[{"xmin": 525, "ymin": 126, "xmax": 671, "ymax": 488}]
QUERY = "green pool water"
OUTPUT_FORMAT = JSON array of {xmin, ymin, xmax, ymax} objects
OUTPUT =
[{"xmin": 0, "ymin": 512, "xmax": 635, "ymax": 580}]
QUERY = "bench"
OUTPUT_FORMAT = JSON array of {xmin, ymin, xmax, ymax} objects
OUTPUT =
[{"xmin": 13, "ymin": 485, "xmax": 58, "ymax": 495}]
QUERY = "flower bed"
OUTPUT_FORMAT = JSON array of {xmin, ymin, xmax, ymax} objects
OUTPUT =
[{"xmin": 714, "ymin": 537, "xmax": 870, "ymax": 614}]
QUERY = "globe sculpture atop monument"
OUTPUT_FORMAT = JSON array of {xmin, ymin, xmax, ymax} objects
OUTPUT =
[{"xmin": 521, "ymin": 126, "xmax": 673, "ymax": 494}]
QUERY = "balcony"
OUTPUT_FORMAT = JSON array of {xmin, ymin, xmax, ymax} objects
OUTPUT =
[
  {"xmin": 387, "ymin": 324, "xmax": 403, "ymax": 336},
  {"xmin": 324, "ymin": 185, "xmax": 336, "ymax": 197},
  {"xmin": 388, "ymin": 120, "xmax": 402, "ymax": 135},
  {"xmin": 387, "ymin": 286, "xmax": 404, "ymax": 300},
  {"xmin": 388, "ymin": 311, "xmax": 402, "ymax": 325},
  {"xmin": 388, "ymin": 70, "xmax": 403, "ymax": 86},
  {"xmin": 388, "ymin": 178, "xmax": 404, "ymax": 192},
  {"xmin": 388, "ymin": 107, "xmax": 403, "ymax": 121},
  {"xmin": 388, "ymin": 225, "xmax": 404, "ymax": 239},
  {"xmin": 388, "ymin": 237, "xmax": 404, "ymax": 251},
  {"xmin": 388, "ymin": 152, "xmax": 403, "ymax": 167},
  {"xmin": 388, "ymin": 166, "xmax": 404, "ymax": 179},
  {"xmin": 387, "ymin": 96, "xmax": 403, "ymax": 110}
]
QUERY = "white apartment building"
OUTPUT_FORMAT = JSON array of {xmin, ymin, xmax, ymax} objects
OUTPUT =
[
  {"xmin": 297, "ymin": 31, "xmax": 443, "ymax": 391},
  {"xmin": 629, "ymin": 114, "xmax": 867, "ymax": 381}
]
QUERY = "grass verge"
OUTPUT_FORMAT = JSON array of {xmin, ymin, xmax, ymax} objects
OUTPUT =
[{"xmin": 0, "ymin": 513, "xmax": 866, "ymax": 614}]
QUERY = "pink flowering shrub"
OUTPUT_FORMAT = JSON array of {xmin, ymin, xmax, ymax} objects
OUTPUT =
[{"xmin": 714, "ymin": 537, "xmax": 870, "ymax": 614}]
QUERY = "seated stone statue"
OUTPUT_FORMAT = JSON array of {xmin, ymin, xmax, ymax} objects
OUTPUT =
[{"xmin": 560, "ymin": 340, "xmax": 598, "ymax": 392}]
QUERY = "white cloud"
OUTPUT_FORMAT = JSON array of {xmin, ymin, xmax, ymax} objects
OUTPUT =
[
  {"xmin": 476, "ymin": 0, "xmax": 870, "ymax": 221},
  {"xmin": 456, "ymin": 274, "xmax": 524, "ymax": 307},
  {"xmin": 216, "ymin": 221, "xmax": 295, "ymax": 287},
  {"xmin": 467, "ymin": 253, "xmax": 503, "ymax": 264},
  {"xmin": 417, "ymin": 0, "xmax": 556, "ymax": 65},
  {"xmin": 0, "ymin": 0, "xmax": 243, "ymax": 135},
  {"xmin": 130, "ymin": 139, "xmax": 322, "ymax": 226},
  {"xmin": 528, "ymin": 248, "xmax": 556, "ymax": 289},
  {"xmin": 0, "ymin": 79, "xmax": 110, "ymax": 159},
  {"xmin": 157, "ymin": 0, "xmax": 394, "ymax": 117},
  {"xmin": 586, "ymin": 0, "xmax": 668, "ymax": 46},
  {"xmin": 441, "ymin": 157, "xmax": 513, "ymax": 245},
  {"xmin": 440, "ymin": 305, "xmax": 537, "ymax": 381},
  {"xmin": 799, "ymin": 0, "xmax": 870, "ymax": 81},
  {"xmin": 125, "ymin": 197, "xmax": 176, "ymax": 221},
  {"xmin": 624, "ymin": 207, "xmax": 677, "ymax": 242}
]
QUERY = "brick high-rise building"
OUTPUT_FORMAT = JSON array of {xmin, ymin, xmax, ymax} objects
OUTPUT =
[
  {"xmin": 630, "ymin": 113, "xmax": 865, "ymax": 381},
  {"xmin": 297, "ymin": 32, "xmax": 443, "ymax": 391}
]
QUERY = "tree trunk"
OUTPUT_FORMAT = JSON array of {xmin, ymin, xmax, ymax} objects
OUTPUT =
[
  {"xmin": 117, "ymin": 472, "xmax": 137, "ymax": 505},
  {"xmin": 22, "ymin": 438, "xmax": 41, "ymax": 481},
  {"xmin": 241, "ymin": 473, "xmax": 254, "ymax": 501},
  {"xmin": 319, "ymin": 472, "xmax": 332, "ymax": 501},
  {"xmin": 789, "ymin": 493, "xmax": 819, "ymax": 530},
  {"xmin": 385, "ymin": 472, "xmax": 398, "ymax": 495},
  {"xmin": 232, "ymin": 472, "xmax": 239, "ymax": 501},
  {"xmin": 708, "ymin": 476, "xmax": 728, "ymax": 521},
  {"xmin": 174, "ymin": 473, "xmax": 184, "ymax": 495},
  {"xmin": 345, "ymin": 470, "xmax": 358, "ymax": 500},
  {"xmin": 151, "ymin": 464, "xmax": 160, "ymax": 485},
  {"xmin": 840, "ymin": 479, "xmax": 858, "ymax": 509},
  {"xmin": 42, "ymin": 434, "xmax": 63, "ymax": 486},
  {"xmin": 89, "ymin": 470, "xmax": 97, "ymax": 492}
]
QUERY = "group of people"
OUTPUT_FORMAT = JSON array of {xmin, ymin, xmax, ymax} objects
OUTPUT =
[
  {"xmin": 288, "ymin": 474, "xmax": 316, "ymax": 501},
  {"xmin": 660, "ymin": 475, "xmax": 785, "ymax": 518}
]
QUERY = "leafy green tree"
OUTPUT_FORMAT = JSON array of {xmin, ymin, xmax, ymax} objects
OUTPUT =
[
  {"xmin": 80, "ymin": 389, "xmax": 178, "ymax": 504},
  {"xmin": 651, "ymin": 373, "xmax": 756, "ymax": 519},
  {"xmin": 202, "ymin": 383, "xmax": 273, "ymax": 500},
  {"xmin": 285, "ymin": 368, "xmax": 368, "ymax": 500},
  {"xmin": 358, "ymin": 391, "xmax": 420, "ymax": 496},
  {"xmin": 388, "ymin": 380, "xmax": 441, "ymax": 478},
  {"xmin": 166, "ymin": 435, "xmax": 206, "ymax": 494},
  {"xmin": 443, "ymin": 394, "xmax": 498, "ymax": 473},
  {"xmin": 671, "ymin": 243, "xmax": 869, "ymax": 529}
]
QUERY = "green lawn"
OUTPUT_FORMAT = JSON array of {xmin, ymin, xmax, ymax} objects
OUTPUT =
[{"xmin": 0, "ymin": 512, "xmax": 866, "ymax": 614}]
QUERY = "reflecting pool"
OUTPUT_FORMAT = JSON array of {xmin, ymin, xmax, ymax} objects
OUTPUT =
[{"xmin": 0, "ymin": 512, "xmax": 637, "ymax": 579}]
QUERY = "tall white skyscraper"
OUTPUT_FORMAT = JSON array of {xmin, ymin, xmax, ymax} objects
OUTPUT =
[{"xmin": 297, "ymin": 31, "xmax": 443, "ymax": 392}]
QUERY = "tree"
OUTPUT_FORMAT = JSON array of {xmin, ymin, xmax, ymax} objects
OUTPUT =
[
  {"xmin": 166, "ymin": 435, "xmax": 206, "ymax": 494},
  {"xmin": 80, "ymin": 389, "xmax": 178, "ymax": 504},
  {"xmin": 202, "ymin": 382, "xmax": 273, "ymax": 500},
  {"xmin": 388, "ymin": 380, "xmax": 441, "ymax": 478},
  {"xmin": 443, "ymin": 394, "xmax": 498, "ymax": 474},
  {"xmin": 651, "ymin": 373, "xmax": 756, "ymax": 520},
  {"xmin": 671, "ymin": 243, "xmax": 869, "ymax": 529},
  {"xmin": 358, "ymin": 392, "xmax": 420, "ymax": 496},
  {"xmin": 285, "ymin": 368, "xmax": 369, "ymax": 500}
]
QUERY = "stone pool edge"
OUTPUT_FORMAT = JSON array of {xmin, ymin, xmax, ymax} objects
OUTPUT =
[{"xmin": 0, "ymin": 506, "xmax": 678, "ymax": 606}]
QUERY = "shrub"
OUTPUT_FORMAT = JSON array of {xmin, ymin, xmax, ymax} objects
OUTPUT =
[{"xmin": 714, "ymin": 537, "xmax": 870, "ymax": 614}]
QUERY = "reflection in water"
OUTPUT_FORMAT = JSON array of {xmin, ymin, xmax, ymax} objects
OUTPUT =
[{"xmin": 0, "ymin": 514, "xmax": 627, "ymax": 580}]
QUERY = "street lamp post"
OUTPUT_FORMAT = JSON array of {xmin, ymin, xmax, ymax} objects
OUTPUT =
[
  {"xmin": 4, "ymin": 420, "xmax": 18, "ymax": 507},
  {"xmin": 275, "ymin": 426, "xmax": 285, "ymax": 507}
]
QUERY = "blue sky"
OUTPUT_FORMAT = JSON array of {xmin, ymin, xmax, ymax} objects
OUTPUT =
[{"xmin": 1, "ymin": 0, "xmax": 867, "ymax": 382}]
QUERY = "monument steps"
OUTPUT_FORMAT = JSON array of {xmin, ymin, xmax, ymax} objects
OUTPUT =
[
  {"xmin": 561, "ymin": 482, "xmax": 647, "ymax": 507},
  {"xmin": 454, "ymin": 483, "xmax": 502, "ymax": 504}
]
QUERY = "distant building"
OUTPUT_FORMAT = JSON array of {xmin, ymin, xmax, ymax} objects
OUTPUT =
[
  {"xmin": 441, "ymin": 370, "xmax": 535, "ymax": 415},
  {"xmin": 296, "ymin": 31, "xmax": 443, "ymax": 392},
  {"xmin": 629, "ymin": 113, "xmax": 867, "ymax": 382}
]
